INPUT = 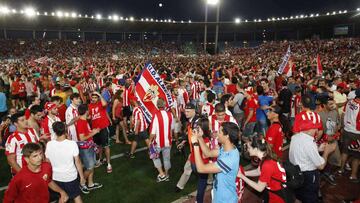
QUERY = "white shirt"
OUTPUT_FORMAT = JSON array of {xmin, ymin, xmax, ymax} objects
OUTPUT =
[
  {"xmin": 45, "ymin": 139, "xmax": 79, "ymax": 182},
  {"xmin": 289, "ymin": 132, "xmax": 325, "ymax": 172},
  {"xmin": 65, "ymin": 104, "xmax": 79, "ymax": 141}
]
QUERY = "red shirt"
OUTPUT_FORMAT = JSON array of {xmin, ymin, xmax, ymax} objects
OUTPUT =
[
  {"xmin": 265, "ymin": 123, "xmax": 284, "ymax": 158},
  {"xmin": 259, "ymin": 160, "xmax": 286, "ymax": 203},
  {"xmin": 57, "ymin": 104, "xmax": 67, "ymax": 122},
  {"xmin": 88, "ymin": 102, "xmax": 110, "ymax": 129},
  {"xmin": 11, "ymin": 81, "xmax": 20, "ymax": 95},
  {"xmin": 190, "ymin": 137, "xmax": 210, "ymax": 164},
  {"xmin": 76, "ymin": 118, "xmax": 93, "ymax": 142},
  {"xmin": 292, "ymin": 110, "xmax": 323, "ymax": 133},
  {"xmin": 226, "ymin": 84, "xmax": 238, "ymax": 95},
  {"xmin": 3, "ymin": 162, "xmax": 52, "ymax": 203},
  {"xmin": 18, "ymin": 82, "xmax": 26, "ymax": 97},
  {"xmin": 244, "ymin": 97, "xmax": 258, "ymax": 123}
]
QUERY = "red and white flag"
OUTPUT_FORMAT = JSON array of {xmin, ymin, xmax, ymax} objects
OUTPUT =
[
  {"xmin": 283, "ymin": 60, "xmax": 295, "ymax": 77},
  {"xmin": 134, "ymin": 63, "xmax": 173, "ymax": 122},
  {"xmin": 316, "ymin": 54, "xmax": 323, "ymax": 76}
]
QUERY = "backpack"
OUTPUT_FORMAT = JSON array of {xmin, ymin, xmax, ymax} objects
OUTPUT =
[{"xmin": 282, "ymin": 161, "xmax": 304, "ymax": 190}]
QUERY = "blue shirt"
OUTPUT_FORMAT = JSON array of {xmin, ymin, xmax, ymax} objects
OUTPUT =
[
  {"xmin": 102, "ymin": 89, "xmax": 112, "ymax": 113},
  {"xmin": 214, "ymin": 147, "xmax": 240, "ymax": 203},
  {"xmin": 0, "ymin": 92, "xmax": 7, "ymax": 112},
  {"xmin": 256, "ymin": 95, "xmax": 273, "ymax": 121}
]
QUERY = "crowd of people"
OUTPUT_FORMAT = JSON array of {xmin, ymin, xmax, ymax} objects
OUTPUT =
[{"xmin": 0, "ymin": 37, "xmax": 359, "ymax": 203}]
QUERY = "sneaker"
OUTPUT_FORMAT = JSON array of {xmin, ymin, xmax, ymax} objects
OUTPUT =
[
  {"xmin": 174, "ymin": 186, "xmax": 182, "ymax": 193},
  {"xmin": 94, "ymin": 160, "xmax": 103, "ymax": 168},
  {"xmin": 345, "ymin": 163, "xmax": 352, "ymax": 171},
  {"xmin": 80, "ymin": 185, "xmax": 90, "ymax": 194},
  {"xmin": 87, "ymin": 183, "xmax": 103, "ymax": 190},
  {"xmin": 337, "ymin": 169, "xmax": 344, "ymax": 175},
  {"xmin": 107, "ymin": 164, "xmax": 113, "ymax": 173},
  {"xmin": 156, "ymin": 175, "xmax": 168, "ymax": 182},
  {"xmin": 349, "ymin": 176, "xmax": 360, "ymax": 183},
  {"xmin": 323, "ymin": 173, "xmax": 337, "ymax": 186},
  {"xmin": 129, "ymin": 154, "xmax": 135, "ymax": 159},
  {"xmin": 165, "ymin": 175, "xmax": 170, "ymax": 182}
]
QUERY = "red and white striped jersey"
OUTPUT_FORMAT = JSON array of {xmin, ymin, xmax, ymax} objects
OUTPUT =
[
  {"xmin": 292, "ymin": 110, "xmax": 323, "ymax": 133},
  {"xmin": 171, "ymin": 96, "xmax": 181, "ymax": 120},
  {"xmin": 190, "ymin": 82, "xmax": 200, "ymax": 100},
  {"xmin": 97, "ymin": 77, "xmax": 105, "ymax": 88},
  {"xmin": 41, "ymin": 115, "xmax": 61, "ymax": 140},
  {"xmin": 290, "ymin": 95, "xmax": 301, "ymax": 118},
  {"xmin": 88, "ymin": 82, "xmax": 97, "ymax": 93},
  {"xmin": 50, "ymin": 88, "xmax": 56, "ymax": 97},
  {"xmin": 150, "ymin": 110, "xmax": 174, "ymax": 148},
  {"xmin": 122, "ymin": 88, "xmax": 130, "ymax": 107},
  {"xmin": 201, "ymin": 102, "xmax": 215, "ymax": 116},
  {"xmin": 344, "ymin": 99, "xmax": 360, "ymax": 134},
  {"xmin": 208, "ymin": 114, "xmax": 238, "ymax": 133},
  {"xmin": 177, "ymin": 88, "xmax": 189, "ymax": 110},
  {"xmin": 65, "ymin": 104, "xmax": 79, "ymax": 141},
  {"xmin": 5, "ymin": 128, "xmax": 39, "ymax": 169},
  {"xmin": 132, "ymin": 106, "xmax": 149, "ymax": 133}
]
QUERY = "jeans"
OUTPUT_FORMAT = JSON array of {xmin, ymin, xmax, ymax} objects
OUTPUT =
[
  {"xmin": 257, "ymin": 119, "xmax": 268, "ymax": 136},
  {"xmin": 295, "ymin": 170, "xmax": 320, "ymax": 203},
  {"xmin": 243, "ymin": 122, "xmax": 256, "ymax": 138},
  {"xmin": 191, "ymin": 164, "xmax": 208, "ymax": 203}
]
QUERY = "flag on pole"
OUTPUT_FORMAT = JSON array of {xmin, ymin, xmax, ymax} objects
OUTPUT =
[
  {"xmin": 316, "ymin": 54, "xmax": 323, "ymax": 76},
  {"xmin": 283, "ymin": 60, "xmax": 295, "ymax": 77},
  {"xmin": 134, "ymin": 63, "xmax": 174, "ymax": 123},
  {"xmin": 277, "ymin": 46, "xmax": 291, "ymax": 74}
]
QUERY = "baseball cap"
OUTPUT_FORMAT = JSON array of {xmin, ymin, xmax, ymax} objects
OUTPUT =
[
  {"xmin": 337, "ymin": 82, "xmax": 348, "ymax": 90},
  {"xmin": 185, "ymin": 103, "xmax": 196, "ymax": 110},
  {"xmin": 44, "ymin": 102, "xmax": 57, "ymax": 111}
]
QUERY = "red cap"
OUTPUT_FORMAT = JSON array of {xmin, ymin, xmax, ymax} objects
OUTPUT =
[
  {"xmin": 292, "ymin": 111, "xmax": 323, "ymax": 133},
  {"xmin": 45, "ymin": 102, "xmax": 57, "ymax": 111}
]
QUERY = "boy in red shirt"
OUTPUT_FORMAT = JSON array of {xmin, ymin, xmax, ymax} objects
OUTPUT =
[
  {"xmin": 265, "ymin": 106, "xmax": 284, "ymax": 159},
  {"xmin": 4, "ymin": 143, "xmax": 68, "ymax": 203},
  {"xmin": 88, "ymin": 92, "xmax": 112, "ymax": 173},
  {"xmin": 242, "ymin": 88, "xmax": 258, "ymax": 141}
]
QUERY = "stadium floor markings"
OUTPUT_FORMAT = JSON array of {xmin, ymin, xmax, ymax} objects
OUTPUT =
[{"xmin": 0, "ymin": 146, "xmax": 148, "ymax": 192}]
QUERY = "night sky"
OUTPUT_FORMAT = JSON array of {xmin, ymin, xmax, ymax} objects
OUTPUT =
[{"xmin": 4, "ymin": 0, "xmax": 360, "ymax": 21}]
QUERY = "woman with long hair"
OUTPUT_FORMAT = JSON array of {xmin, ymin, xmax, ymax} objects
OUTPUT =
[
  {"xmin": 190, "ymin": 117, "xmax": 211, "ymax": 203},
  {"xmin": 239, "ymin": 138, "xmax": 290, "ymax": 203},
  {"xmin": 112, "ymin": 89, "xmax": 130, "ymax": 144}
]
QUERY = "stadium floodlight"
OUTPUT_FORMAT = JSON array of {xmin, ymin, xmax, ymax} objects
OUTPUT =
[
  {"xmin": 316, "ymin": 13, "xmax": 319, "ymax": 17},
  {"xmin": 129, "ymin": 16, "xmax": 134, "ymax": 21},
  {"xmin": 168, "ymin": 18, "xmax": 171, "ymax": 22},
  {"xmin": 20, "ymin": 10, "xmax": 24, "ymax": 14},
  {"xmin": 173, "ymin": 20, "xmax": 176, "ymax": 23},
  {"xmin": 206, "ymin": 0, "xmax": 219, "ymax": 6},
  {"xmin": 245, "ymin": 19, "xmax": 248, "ymax": 22},
  {"xmin": 272, "ymin": 17, "xmax": 276, "ymax": 21},
  {"xmin": 145, "ymin": 18, "xmax": 149, "ymax": 21},
  {"xmin": 150, "ymin": 18, "xmax": 154, "ymax": 22},
  {"xmin": 285, "ymin": 17, "xmax": 288, "ymax": 20},
  {"xmin": 290, "ymin": 16, "xmax": 293, "ymax": 19},
  {"xmin": 281, "ymin": 17, "xmax": 285, "ymax": 20},
  {"xmin": 0, "ymin": 6, "xmax": 10, "ymax": 15},
  {"xmin": 188, "ymin": 20, "xmax": 192, "ymax": 23},
  {"xmin": 108, "ymin": 15, "xmax": 112, "ymax": 20},
  {"xmin": 24, "ymin": 7, "xmax": 36, "ymax": 17},
  {"xmin": 56, "ymin": 11, "xmax": 63, "ymax": 17},
  {"xmin": 267, "ymin": 18, "xmax": 270, "ymax": 21},
  {"xmin": 258, "ymin": 19, "xmax": 262, "ymax": 22},
  {"xmin": 357, "ymin": 8, "xmax": 360, "ymax": 11},
  {"xmin": 343, "ymin": 10, "xmax": 347, "ymax": 13},
  {"xmin": 332, "ymin": 11, "xmax": 336, "ymax": 15},
  {"xmin": 91, "ymin": 15, "xmax": 94, "ymax": 19},
  {"xmin": 36, "ymin": 11, "xmax": 40, "ymax": 15},
  {"xmin": 125, "ymin": 17, "xmax": 129, "ymax": 21},
  {"xmin": 78, "ymin": 14, "xmax": 82, "ymax": 17},
  {"xmin": 44, "ymin": 12, "xmax": 48, "ymax": 15},
  {"xmin": 310, "ymin": 14, "xmax": 314, "ymax": 17},
  {"xmin": 235, "ymin": 18, "xmax": 241, "ymax": 24},
  {"xmin": 141, "ymin": 18, "xmax": 144, "ymax": 21},
  {"xmin": 64, "ymin": 12, "xmax": 69, "ymax": 17},
  {"xmin": 51, "ymin": 12, "xmax": 55, "ymax": 16},
  {"xmin": 300, "ymin": 15, "xmax": 304, "ymax": 18},
  {"xmin": 252, "ymin": 19, "xmax": 256, "ymax": 22},
  {"xmin": 339, "ymin": 10, "xmax": 342, "ymax": 14},
  {"xmin": 113, "ymin": 15, "xmax": 119, "ymax": 21},
  {"xmin": 160, "ymin": 19, "xmax": 163, "ymax": 22},
  {"xmin": 96, "ymin": 14, "xmax": 102, "ymax": 20},
  {"xmin": 12, "ymin": 9, "xmax": 17, "ymax": 13},
  {"xmin": 71, "ymin": 12, "xmax": 77, "ymax": 18},
  {"xmin": 295, "ymin": 15, "xmax": 299, "ymax": 18},
  {"xmin": 326, "ymin": 12, "xmax": 330, "ymax": 15},
  {"xmin": 180, "ymin": 20, "xmax": 184, "ymax": 23},
  {"xmin": 84, "ymin": 14, "xmax": 88, "ymax": 18},
  {"xmin": 277, "ymin": 17, "xmax": 280, "ymax": 20}
]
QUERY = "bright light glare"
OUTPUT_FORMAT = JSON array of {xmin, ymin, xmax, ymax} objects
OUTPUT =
[
  {"xmin": 0, "ymin": 6, "xmax": 10, "ymax": 14},
  {"xmin": 207, "ymin": 0, "xmax": 219, "ymax": 5},
  {"xmin": 235, "ymin": 18, "xmax": 241, "ymax": 24},
  {"xmin": 24, "ymin": 7, "xmax": 36, "ymax": 17},
  {"xmin": 96, "ymin": 14, "xmax": 102, "ymax": 19}
]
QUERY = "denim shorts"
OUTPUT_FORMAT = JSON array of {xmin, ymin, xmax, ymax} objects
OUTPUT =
[
  {"xmin": 79, "ymin": 148, "xmax": 96, "ymax": 170},
  {"xmin": 212, "ymin": 85, "xmax": 223, "ymax": 95}
]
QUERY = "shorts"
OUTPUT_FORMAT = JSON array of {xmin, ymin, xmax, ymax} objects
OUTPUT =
[
  {"xmin": 174, "ymin": 121, "xmax": 182, "ymax": 134},
  {"xmin": 212, "ymin": 85, "xmax": 223, "ymax": 96},
  {"xmin": 243, "ymin": 122, "xmax": 256, "ymax": 138},
  {"xmin": 342, "ymin": 130, "xmax": 360, "ymax": 159},
  {"xmin": 11, "ymin": 94, "xmax": 18, "ymax": 100},
  {"xmin": 93, "ymin": 127, "xmax": 111, "ymax": 148},
  {"xmin": 122, "ymin": 106, "xmax": 132, "ymax": 119},
  {"xmin": 79, "ymin": 148, "xmax": 96, "ymax": 170},
  {"xmin": 18, "ymin": 95, "xmax": 26, "ymax": 101},
  {"xmin": 54, "ymin": 178, "xmax": 81, "ymax": 199},
  {"xmin": 135, "ymin": 130, "xmax": 149, "ymax": 142}
]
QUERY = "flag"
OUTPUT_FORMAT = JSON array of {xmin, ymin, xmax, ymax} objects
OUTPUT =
[
  {"xmin": 283, "ymin": 60, "xmax": 295, "ymax": 77},
  {"xmin": 134, "ymin": 63, "xmax": 173, "ymax": 123},
  {"xmin": 34, "ymin": 56, "xmax": 48, "ymax": 64},
  {"xmin": 316, "ymin": 54, "xmax": 323, "ymax": 76},
  {"xmin": 277, "ymin": 46, "xmax": 291, "ymax": 74}
]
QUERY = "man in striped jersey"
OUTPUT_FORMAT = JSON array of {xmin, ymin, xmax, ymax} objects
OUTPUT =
[
  {"xmin": 150, "ymin": 98, "xmax": 174, "ymax": 182},
  {"xmin": 122, "ymin": 83, "xmax": 132, "ymax": 135},
  {"xmin": 171, "ymin": 88, "xmax": 182, "ymax": 144},
  {"xmin": 41, "ymin": 102, "xmax": 61, "ymax": 141},
  {"xmin": 5, "ymin": 111, "xmax": 39, "ymax": 174},
  {"xmin": 127, "ymin": 97, "xmax": 150, "ymax": 159},
  {"xmin": 65, "ymin": 93, "xmax": 81, "ymax": 141},
  {"xmin": 189, "ymin": 76, "xmax": 200, "ymax": 110},
  {"xmin": 208, "ymin": 103, "xmax": 238, "ymax": 135},
  {"xmin": 289, "ymin": 86, "xmax": 302, "ymax": 127},
  {"xmin": 201, "ymin": 90, "xmax": 216, "ymax": 117}
]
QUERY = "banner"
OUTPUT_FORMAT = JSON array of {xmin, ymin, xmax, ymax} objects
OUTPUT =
[
  {"xmin": 134, "ymin": 63, "xmax": 173, "ymax": 122},
  {"xmin": 316, "ymin": 54, "xmax": 323, "ymax": 76},
  {"xmin": 277, "ymin": 46, "xmax": 291, "ymax": 74}
]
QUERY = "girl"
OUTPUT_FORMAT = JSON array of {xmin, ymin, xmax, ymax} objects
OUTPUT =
[{"xmin": 239, "ymin": 138, "xmax": 291, "ymax": 203}]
